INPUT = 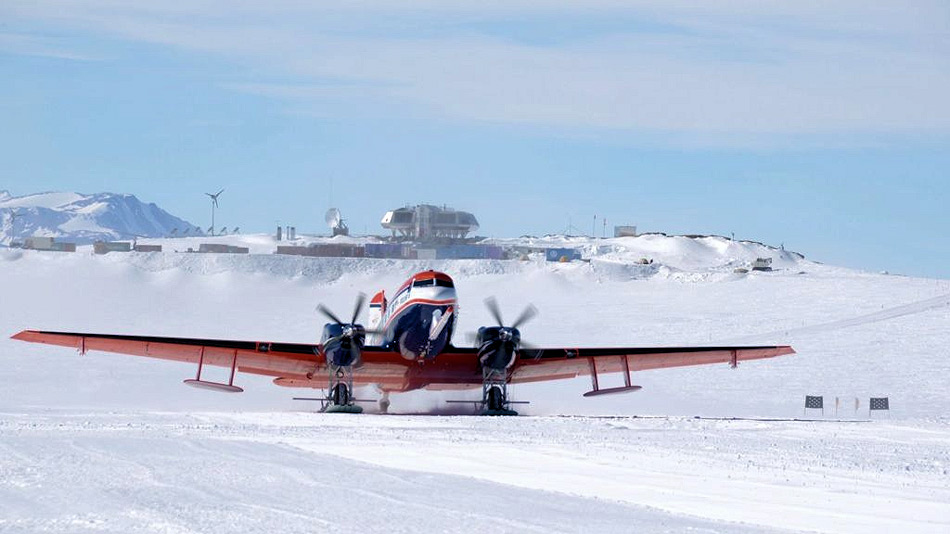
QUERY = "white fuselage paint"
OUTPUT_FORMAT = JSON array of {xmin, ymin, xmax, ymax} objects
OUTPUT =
[{"xmin": 368, "ymin": 281, "xmax": 458, "ymax": 358}]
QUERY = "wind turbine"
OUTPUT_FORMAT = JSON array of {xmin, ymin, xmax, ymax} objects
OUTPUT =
[{"xmin": 205, "ymin": 189, "xmax": 224, "ymax": 236}]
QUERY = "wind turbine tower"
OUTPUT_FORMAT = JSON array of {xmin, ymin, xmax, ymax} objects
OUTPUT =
[{"xmin": 205, "ymin": 189, "xmax": 224, "ymax": 236}]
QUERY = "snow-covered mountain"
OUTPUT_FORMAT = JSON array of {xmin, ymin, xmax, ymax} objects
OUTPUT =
[{"xmin": 0, "ymin": 191, "xmax": 198, "ymax": 244}]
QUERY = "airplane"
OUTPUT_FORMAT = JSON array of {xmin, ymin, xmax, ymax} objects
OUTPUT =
[{"xmin": 11, "ymin": 269, "xmax": 795, "ymax": 415}]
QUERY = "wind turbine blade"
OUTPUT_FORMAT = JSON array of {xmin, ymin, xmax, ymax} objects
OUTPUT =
[{"xmin": 216, "ymin": 188, "xmax": 225, "ymax": 197}]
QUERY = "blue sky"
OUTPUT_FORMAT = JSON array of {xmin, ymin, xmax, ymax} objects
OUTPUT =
[{"xmin": 1, "ymin": 1, "xmax": 948, "ymax": 277}]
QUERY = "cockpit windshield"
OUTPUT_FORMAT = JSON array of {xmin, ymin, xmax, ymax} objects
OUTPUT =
[{"xmin": 412, "ymin": 278, "xmax": 454, "ymax": 288}]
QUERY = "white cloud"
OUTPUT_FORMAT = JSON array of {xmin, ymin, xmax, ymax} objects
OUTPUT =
[
  {"xmin": 0, "ymin": 32, "xmax": 104, "ymax": 61},
  {"xmin": 3, "ymin": 1, "xmax": 948, "ymax": 145}
]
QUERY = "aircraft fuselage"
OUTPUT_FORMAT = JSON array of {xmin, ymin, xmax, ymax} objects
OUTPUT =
[{"xmin": 369, "ymin": 270, "xmax": 458, "ymax": 360}]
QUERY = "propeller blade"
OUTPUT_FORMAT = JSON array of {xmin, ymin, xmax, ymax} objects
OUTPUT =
[
  {"xmin": 323, "ymin": 334, "xmax": 345, "ymax": 346},
  {"xmin": 518, "ymin": 339, "xmax": 543, "ymax": 357},
  {"xmin": 511, "ymin": 304, "xmax": 538, "ymax": 329},
  {"xmin": 317, "ymin": 304, "xmax": 343, "ymax": 324},
  {"xmin": 518, "ymin": 338, "xmax": 538, "ymax": 350},
  {"xmin": 484, "ymin": 296, "xmax": 504, "ymax": 327},
  {"xmin": 351, "ymin": 292, "xmax": 366, "ymax": 324}
]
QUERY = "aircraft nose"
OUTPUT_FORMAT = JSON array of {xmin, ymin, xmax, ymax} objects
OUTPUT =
[{"xmin": 432, "ymin": 286, "xmax": 457, "ymax": 301}]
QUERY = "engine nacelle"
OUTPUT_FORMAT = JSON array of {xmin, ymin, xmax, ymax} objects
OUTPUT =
[
  {"xmin": 321, "ymin": 323, "xmax": 365, "ymax": 367},
  {"xmin": 476, "ymin": 326, "xmax": 520, "ymax": 371}
]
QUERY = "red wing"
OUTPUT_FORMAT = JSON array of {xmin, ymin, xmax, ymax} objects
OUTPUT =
[
  {"xmin": 12, "ymin": 331, "xmax": 795, "ymax": 394},
  {"xmin": 10, "ymin": 330, "xmax": 413, "ymax": 389},
  {"xmin": 511, "ymin": 346, "xmax": 795, "ymax": 385},
  {"xmin": 385, "ymin": 345, "xmax": 796, "ymax": 392}
]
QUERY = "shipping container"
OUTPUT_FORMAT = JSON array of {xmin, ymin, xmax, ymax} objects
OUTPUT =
[
  {"xmin": 415, "ymin": 248, "xmax": 437, "ymax": 260},
  {"xmin": 199, "ymin": 243, "xmax": 230, "ymax": 253},
  {"xmin": 435, "ymin": 245, "xmax": 494, "ymax": 259},
  {"xmin": 49, "ymin": 242, "xmax": 76, "ymax": 252},
  {"xmin": 133, "ymin": 244, "xmax": 163, "ymax": 252},
  {"xmin": 313, "ymin": 244, "xmax": 364, "ymax": 257},
  {"xmin": 485, "ymin": 246, "xmax": 505, "ymax": 260},
  {"xmin": 275, "ymin": 246, "xmax": 309, "ymax": 256},
  {"xmin": 545, "ymin": 248, "xmax": 581, "ymax": 262},
  {"xmin": 25, "ymin": 237, "xmax": 55, "ymax": 250},
  {"xmin": 614, "ymin": 225, "xmax": 638, "ymax": 237},
  {"xmin": 284, "ymin": 244, "xmax": 366, "ymax": 258},
  {"xmin": 94, "ymin": 241, "xmax": 132, "ymax": 254},
  {"xmin": 197, "ymin": 243, "xmax": 249, "ymax": 254},
  {"xmin": 364, "ymin": 243, "xmax": 411, "ymax": 259}
]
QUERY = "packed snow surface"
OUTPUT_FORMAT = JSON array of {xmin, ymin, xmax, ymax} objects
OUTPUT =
[{"xmin": 1, "ymin": 233, "xmax": 948, "ymax": 533}]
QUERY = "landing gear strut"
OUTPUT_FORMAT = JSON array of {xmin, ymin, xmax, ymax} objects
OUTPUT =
[
  {"xmin": 480, "ymin": 368, "xmax": 519, "ymax": 416},
  {"xmin": 378, "ymin": 390, "xmax": 391, "ymax": 414},
  {"xmin": 324, "ymin": 366, "xmax": 363, "ymax": 414}
]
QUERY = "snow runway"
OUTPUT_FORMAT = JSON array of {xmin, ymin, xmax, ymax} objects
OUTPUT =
[
  {"xmin": 2, "ymin": 236, "xmax": 950, "ymax": 532},
  {"xmin": 1, "ymin": 411, "xmax": 946, "ymax": 534}
]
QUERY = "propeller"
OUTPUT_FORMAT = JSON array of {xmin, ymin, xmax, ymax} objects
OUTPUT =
[
  {"xmin": 316, "ymin": 293, "xmax": 372, "ymax": 368},
  {"xmin": 318, "ymin": 293, "xmax": 365, "ymax": 325},
  {"xmin": 317, "ymin": 293, "xmax": 383, "ymax": 342},
  {"xmin": 466, "ymin": 329, "xmax": 538, "ymax": 351},
  {"xmin": 483, "ymin": 296, "xmax": 538, "ymax": 334},
  {"xmin": 317, "ymin": 303, "xmax": 344, "ymax": 325},
  {"xmin": 474, "ymin": 297, "xmax": 539, "ymax": 369},
  {"xmin": 350, "ymin": 292, "xmax": 365, "ymax": 324}
]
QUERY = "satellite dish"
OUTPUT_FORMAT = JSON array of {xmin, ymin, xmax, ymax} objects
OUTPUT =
[{"xmin": 325, "ymin": 208, "xmax": 342, "ymax": 229}]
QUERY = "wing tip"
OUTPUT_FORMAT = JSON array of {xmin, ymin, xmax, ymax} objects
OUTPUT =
[{"xmin": 10, "ymin": 330, "xmax": 37, "ymax": 341}]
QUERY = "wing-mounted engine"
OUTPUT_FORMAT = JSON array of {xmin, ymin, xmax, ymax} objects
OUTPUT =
[
  {"xmin": 316, "ymin": 294, "xmax": 381, "ymax": 413},
  {"xmin": 475, "ymin": 297, "xmax": 538, "ymax": 369},
  {"xmin": 472, "ymin": 297, "xmax": 538, "ymax": 415},
  {"xmin": 320, "ymin": 322, "xmax": 366, "ymax": 367},
  {"xmin": 475, "ymin": 326, "xmax": 520, "ymax": 371}
]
